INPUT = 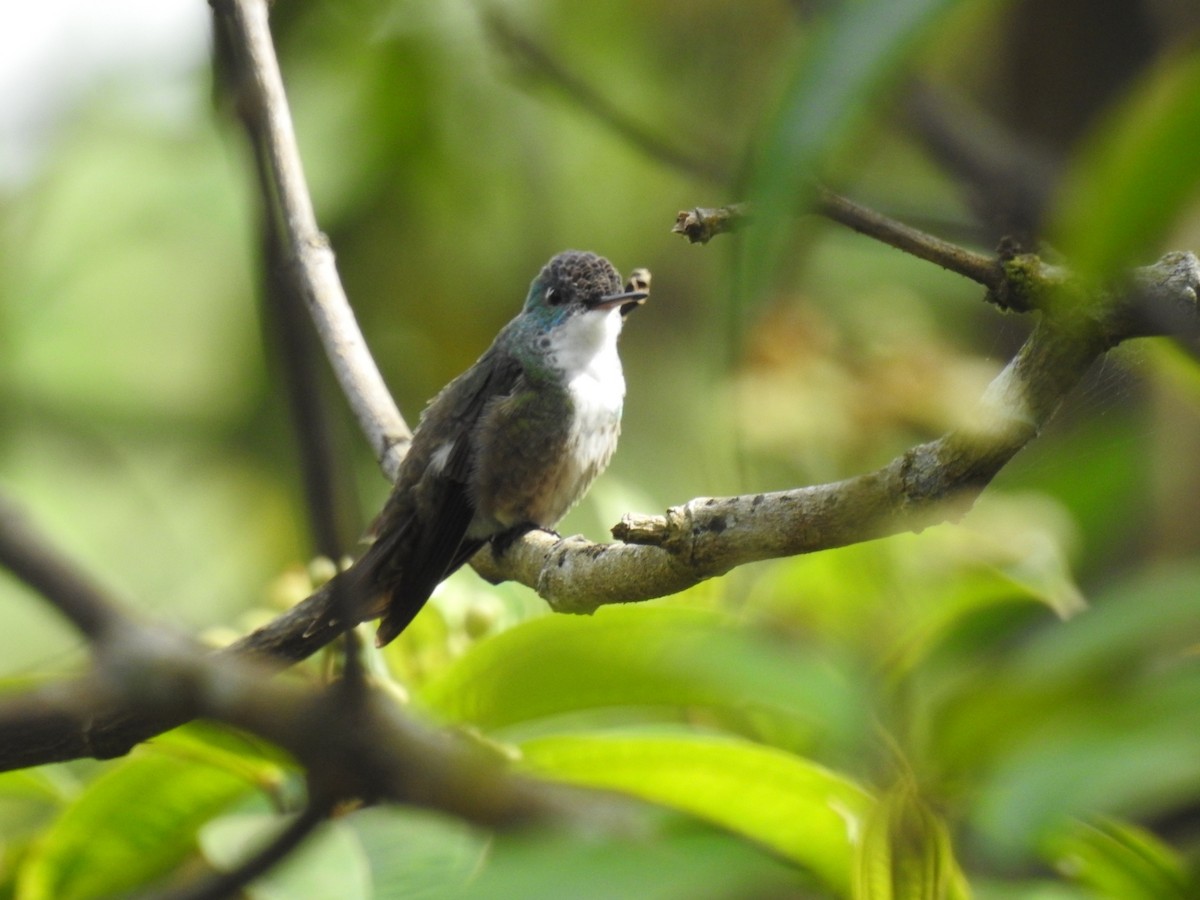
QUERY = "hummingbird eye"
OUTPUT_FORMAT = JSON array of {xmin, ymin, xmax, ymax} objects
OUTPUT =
[{"xmin": 545, "ymin": 285, "xmax": 564, "ymax": 306}]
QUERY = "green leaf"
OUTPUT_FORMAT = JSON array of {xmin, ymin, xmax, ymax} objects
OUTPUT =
[
  {"xmin": 1044, "ymin": 817, "xmax": 1193, "ymax": 900},
  {"xmin": 15, "ymin": 744, "xmax": 259, "ymax": 900},
  {"xmin": 0, "ymin": 767, "xmax": 76, "ymax": 856},
  {"xmin": 1052, "ymin": 47, "xmax": 1200, "ymax": 282},
  {"xmin": 428, "ymin": 827, "xmax": 807, "ymax": 900},
  {"xmin": 749, "ymin": 495, "xmax": 1082, "ymax": 676},
  {"xmin": 419, "ymin": 605, "xmax": 863, "ymax": 749},
  {"xmin": 853, "ymin": 780, "xmax": 969, "ymax": 900},
  {"xmin": 346, "ymin": 806, "xmax": 487, "ymax": 900},
  {"xmin": 936, "ymin": 565, "xmax": 1200, "ymax": 862},
  {"xmin": 152, "ymin": 722, "xmax": 294, "ymax": 790},
  {"xmin": 519, "ymin": 731, "xmax": 871, "ymax": 894},
  {"xmin": 743, "ymin": 0, "xmax": 969, "ymax": 302},
  {"xmin": 200, "ymin": 813, "xmax": 370, "ymax": 900},
  {"xmin": 968, "ymin": 882, "xmax": 1089, "ymax": 900}
]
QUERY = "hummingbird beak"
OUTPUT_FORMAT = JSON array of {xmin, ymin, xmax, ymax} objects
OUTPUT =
[{"xmin": 589, "ymin": 289, "xmax": 648, "ymax": 313}]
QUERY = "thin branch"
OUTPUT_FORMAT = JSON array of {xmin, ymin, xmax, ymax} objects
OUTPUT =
[
  {"xmin": 143, "ymin": 798, "xmax": 330, "ymax": 900},
  {"xmin": 249, "ymin": 136, "xmax": 364, "ymax": 685},
  {"xmin": 0, "ymin": 497, "xmax": 131, "ymax": 642},
  {"xmin": 212, "ymin": 0, "xmax": 411, "ymax": 479},
  {"xmin": 672, "ymin": 205, "xmax": 750, "ymax": 244},
  {"xmin": 674, "ymin": 190, "xmax": 1007, "ymax": 293},
  {"xmin": 483, "ymin": 11, "xmax": 731, "ymax": 185},
  {"xmin": 257, "ymin": 195, "xmax": 356, "ymax": 561},
  {"xmin": 478, "ymin": 11, "xmax": 1016, "ymax": 293},
  {"xmin": 813, "ymin": 186, "xmax": 1006, "ymax": 292}
]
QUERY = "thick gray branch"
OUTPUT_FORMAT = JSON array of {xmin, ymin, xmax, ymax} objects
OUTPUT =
[{"xmin": 475, "ymin": 251, "xmax": 1200, "ymax": 613}]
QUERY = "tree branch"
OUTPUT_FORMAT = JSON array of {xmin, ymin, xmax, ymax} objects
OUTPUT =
[
  {"xmin": 0, "ymin": 497, "xmax": 131, "ymax": 642},
  {"xmin": 147, "ymin": 798, "xmax": 331, "ymax": 900},
  {"xmin": 813, "ymin": 186, "xmax": 1006, "ymax": 293},
  {"xmin": 483, "ymin": 11, "xmax": 731, "ymax": 185},
  {"xmin": 674, "ymin": 191, "xmax": 1006, "ymax": 294},
  {"xmin": 211, "ymin": 0, "xmax": 411, "ymax": 479},
  {"xmin": 0, "ymin": 507, "xmax": 640, "ymax": 835},
  {"xmin": 472, "ymin": 251, "xmax": 1200, "ymax": 612}
]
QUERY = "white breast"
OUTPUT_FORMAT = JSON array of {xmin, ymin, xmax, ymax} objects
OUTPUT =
[
  {"xmin": 549, "ymin": 307, "xmax": 626, "ymax": 426},
  {"xmin": 541, "ymin": 307, "xmax": 626, "ymax": 520}
]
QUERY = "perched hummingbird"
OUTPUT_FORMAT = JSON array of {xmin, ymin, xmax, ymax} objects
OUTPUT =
[{"xmin": 346, "ymin": 250, "xmax": 649, "ymax": 646}]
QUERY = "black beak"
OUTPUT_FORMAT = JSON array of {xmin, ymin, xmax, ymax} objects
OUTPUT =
[{"xmin": 590, "ymin": 289, "xmax": 649, "ymax": 313}]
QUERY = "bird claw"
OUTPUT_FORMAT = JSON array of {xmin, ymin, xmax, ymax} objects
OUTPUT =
[{"xmin": 491, "ymin": 523, "xmax": 557, "ymax": 556}]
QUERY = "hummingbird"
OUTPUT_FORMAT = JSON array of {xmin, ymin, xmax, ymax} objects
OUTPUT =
[{"xmin": 344, "ymin": 250, "xmax": 649, "ymax": 646}]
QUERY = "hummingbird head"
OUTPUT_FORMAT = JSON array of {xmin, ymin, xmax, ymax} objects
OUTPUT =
[{"xmin": 522, "ymin": 251, "xmax": 648, "ymax": 328}]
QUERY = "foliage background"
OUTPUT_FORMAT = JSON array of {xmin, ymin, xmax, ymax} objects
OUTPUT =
[{"xmin": 3, "ymin": 0, "xmax": 1200, "ymax": 897}]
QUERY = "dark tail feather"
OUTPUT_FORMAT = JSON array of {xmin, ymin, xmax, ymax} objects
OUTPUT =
[
  {"xmin": 374, "ymin": 592, "xmax": 423, "ymax": 647},
  {"xmin": 374, "ymin": 536, "xmax": 487, "ymax": 647}
]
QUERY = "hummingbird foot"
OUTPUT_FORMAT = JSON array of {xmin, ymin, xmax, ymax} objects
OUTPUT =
[{"xmin": 491, "ymin": 522, "xmax": 558, "ymax": 557}]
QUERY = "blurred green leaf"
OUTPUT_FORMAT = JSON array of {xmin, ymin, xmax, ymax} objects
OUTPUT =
[
  {"xmin": 743, "ymin": 0, "xmax": 968, "ymax": 302},
  {"xmin": 748, "ymin": 494, "xmax": 1082, "ymax": 674},
  {"xmin": 1043, "ymin": 817, "xmax": 1192, "ymax": 900},
  {"xmin": 429, "ymin": 823, "xmax": 813, "ymax": 900},
  {"xmin": 419, "ymin": 605, "xmax": 864, "ymax": 749},
  {"xmin": 152, "ymin": 722, "xmax": 294, "ymax": 789},
  {"xmin": 519, "ymin": 731, "xmax": 870, "ymax": 894},
  {"xmin": 853, "ymin": 779, "xmax": 969, "ymax": 900},
  {"xmin": 15, "ymin": 745, "xmax": 259, "ymax": 900},
  {"xmin": 933, "ymin": 564, "xmax": 1200, "ymax": 861},
  {"xmin": 0, "ymin": 767, "xmax": 76, "ymax": 864},
  {"xmin": 996, "ymin": 562, "xmax": 1200, "ymax": 686},
  {"xmin": 3, "ymin": 113, "xmax": 257, "ymax": 422},
  {"xmin": 971, "ymin": 880, "xmax": 1090, "ymax": 900},
  {"xmin": 200, "ymin": 813, "xmax": 370, "ymax": 900},
  {"xmin": 347, "ymin": 806, "xmax": 487, "ymax": 900},
  {"xmin": 1053, "ymin": 47, "xmax": 1200, "ymax": 281}
]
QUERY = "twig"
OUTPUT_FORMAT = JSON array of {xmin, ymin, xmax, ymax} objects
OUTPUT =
[
  {"xmin": 814, "ymin": 186, "xmax": 1006, "ymax": 292},
  {"xmin": 143, "ymin": 798, "xmax": 330, "ymax": 900},
  {"xmin": 250, "ymin": 146, "xmax": 364, "ymax": 685},
  {"xmin": 674, "ymin": 189, "xmax": 1007, "ymax": 294},
  {"xmin": 212, "ymin": 0, "xmax": 411, "ymax": 479},
  {"xmin": 0, "ymin": 497, "xmax": 130, "ymax": 642},
  {"xmin": 477, "ymin": 10, "xmax": 1019, "ymax": 294},
  {"xmin": 483, "ymin": 11, "xmax": 731, "ymax": 185},
  {"xmin": 672, "ymin": 205, "xmax": 750, "ymax": 244},
  {"xmin": 257, "ymin": 206, "xmax": 357, "ymax": 560}
]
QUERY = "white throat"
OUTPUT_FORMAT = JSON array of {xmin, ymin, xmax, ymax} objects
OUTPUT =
[{"xmin": 547, "ymin": 306, "xmax": 626, "ymax": 413}]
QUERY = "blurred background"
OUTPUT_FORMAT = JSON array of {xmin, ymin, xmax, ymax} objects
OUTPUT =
[{"xmin": 4, "ymin": 1, "xmax": 1200, "ymax": 897}]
